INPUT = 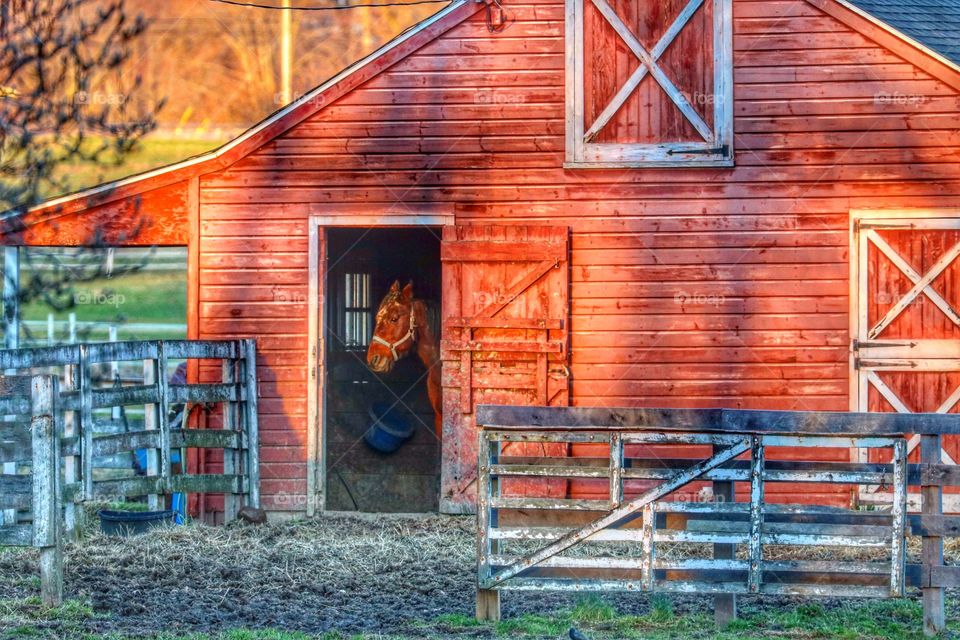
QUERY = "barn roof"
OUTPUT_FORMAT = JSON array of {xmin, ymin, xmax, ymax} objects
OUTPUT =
[
  {"xmin": 6, "ymin": 0, "xmax": 960, "ymax": 237},
  {"xmin": 847, "ymin": 0, "xmax": 960, "ymax": 64}
]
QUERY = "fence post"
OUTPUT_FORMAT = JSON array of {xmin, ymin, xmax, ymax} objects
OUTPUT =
[
  {"xmin": 31, "ymin": 375, "xmax": 62, "ymax": 607},
  {"xmin": 143, "ymin": 346, "xmax": 161, "ymax": 511},
  {"xmin": 62, "ymin": 358, "xmax": 79, "ymax": 537},
  {"xmin": 78, "ymin": 344, "xmax": 93, "ymax": 504},
  {"xmin": 222, "ymin": 347, "xmax": 239, "ymax": 522},
  {"xmin": 713, "ymin": 444, "xmax": 736, "ymax": 626},
  {"xmin": 156, "ymin": 342, "xmax": 171, "ymax": 497},
  {"xmin": 242, "ymin": 339, "xmax": 260, "ymax": 509},
  {"xmin": 920, "ymin": 434, "xmax": 944, "ymax": 636},
  {"xmin": 476, "ymin": 428, "xmax": 500, "ymax": 622}
]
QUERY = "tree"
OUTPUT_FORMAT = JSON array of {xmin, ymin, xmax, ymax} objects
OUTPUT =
[{"xmin": 0, "ymin": 0, "xmax": 162, "ymax": 345}]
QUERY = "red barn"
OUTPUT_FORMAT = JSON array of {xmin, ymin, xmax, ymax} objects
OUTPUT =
[{"xmin": 9, "ymin": 0, "xmax": 960, "ymax": 517}]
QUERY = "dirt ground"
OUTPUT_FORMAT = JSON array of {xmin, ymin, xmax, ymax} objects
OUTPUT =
[{"xmin": 0, "ymin": 513, "xmax": 956, "ymax": 639}]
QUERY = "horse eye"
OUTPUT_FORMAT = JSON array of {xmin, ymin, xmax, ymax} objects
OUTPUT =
[{"xmin": 390, "ymin": 315, "xmax": 399, "ymax": 322}]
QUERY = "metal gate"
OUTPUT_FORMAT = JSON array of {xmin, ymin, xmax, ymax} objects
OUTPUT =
[{"xmin": 851, "ymin": 209, "xmax": 960, "ymax": 511}]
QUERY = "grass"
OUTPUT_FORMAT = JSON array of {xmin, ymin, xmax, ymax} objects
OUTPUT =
[
  {"xmin": 19, "ymin": 270, "xmax": 187, "ymax": 329},
  {"xmin": 426, "ymin": 595, "xmax": 950, "ymax": 640},
  {"xmin": 48, "ymin": 138, "xmax": 221, "ymax": 199}
]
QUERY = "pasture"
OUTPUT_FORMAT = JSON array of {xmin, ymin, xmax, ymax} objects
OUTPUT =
[{"xmin": 0, "ymin": 514, "xmax": 957, "ymax": 640}]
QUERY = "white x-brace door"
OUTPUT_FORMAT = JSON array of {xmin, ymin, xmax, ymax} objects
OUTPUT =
[{"xmin": 851, "ymin": 210, "xmax": 960, "ymax": 512}]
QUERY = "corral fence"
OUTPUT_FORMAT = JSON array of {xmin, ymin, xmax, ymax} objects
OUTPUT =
[
  {"xmin": 475, "ymin": 405, "xmax": 960, "ymax": 636},
  {"xmin": 0, "ymin": 339, "xmax": 260, "ymax": 536},
  {"xmin": 0, "ymin": 375, "xmax": 63, "ymax": 606}
]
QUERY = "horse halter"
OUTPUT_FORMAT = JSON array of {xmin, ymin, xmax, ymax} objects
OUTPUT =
[{"xmin": 371, "ymin": 304, "xmax": 418, "ymax": 362}]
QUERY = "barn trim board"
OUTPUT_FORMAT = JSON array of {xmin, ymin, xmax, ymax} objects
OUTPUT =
[
  {"xmin": 849, "ymin": 209, "xmax": 960, "ymax": 512},
  {"xmin": 306, "ymin": 214, "xmax": 453, "ymax": 515}
]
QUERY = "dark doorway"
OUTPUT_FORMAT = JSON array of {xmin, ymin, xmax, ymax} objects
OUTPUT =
[{"xmin": 324, "ymin": 227, "xmax": 441, "ymax": 512}]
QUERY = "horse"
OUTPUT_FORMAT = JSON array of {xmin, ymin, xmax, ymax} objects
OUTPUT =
[{"xmin": 366, "ymin": 281, "xmax": 442, "ymax": 437}]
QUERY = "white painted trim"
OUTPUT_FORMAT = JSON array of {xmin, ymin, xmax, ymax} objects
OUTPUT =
[
  {"xmin": 17, "ymin": 1, "xmax": 471, "ymax": 219},
  {"xmin": 305, "ymin": 213, "xmax": 453, "ymax": 514},
  {"xmin": 829, "ymin": 0, "xmax": 960, "ymax": 77},
  {"xmin": 310, "ymin": 214, "xmax": 454, "ymax": 228},
  {"xmin": 849, "ymin": 208, "xmax": 960, "ymax": 510},
  {"xmin": 566, "ymin": 0, "xmax": 733, "ymax": 167}
]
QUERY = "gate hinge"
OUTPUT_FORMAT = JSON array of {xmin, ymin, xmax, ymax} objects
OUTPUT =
[{"xmin": 667, "ymin": 144, "xmax": 729, "ymax": 156}]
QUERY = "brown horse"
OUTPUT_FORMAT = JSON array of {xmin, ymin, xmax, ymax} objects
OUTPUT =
[{"xmin": 366, "ymin": 281, "xmax": 442, "ymax": 436}]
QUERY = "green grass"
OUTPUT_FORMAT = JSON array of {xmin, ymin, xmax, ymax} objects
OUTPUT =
[
  {"xmin": 48, "ymin": 138, "xmax": 221, "ymax": 199},
  {"xmin": 20, "ymin": 271, "xmax": 186, "ymax": 328},
  {"xmin": 2, "ymin": 596, "xmax": 957, "ymax": 639}
]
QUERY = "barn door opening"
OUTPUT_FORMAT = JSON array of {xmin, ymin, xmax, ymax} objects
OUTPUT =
[
  {"xmin": 439, "ymin": 225, "xmax": 570, "ymax": 514},
  {"xmin": 319, "ymin": 227, "xmax": 442, "ymax": 513},
  {"xmin": 851, "ymin": 210, "xmax": 960, "ymax": 511}
]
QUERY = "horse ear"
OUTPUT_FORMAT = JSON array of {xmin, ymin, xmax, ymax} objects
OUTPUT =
[
  {"xmin": 389, "ymin": 280, "xmax": 400, "ymax": 294},
  {"xmin": 401, "ymin": 282, "xmax": 414, "ymax": 302}
]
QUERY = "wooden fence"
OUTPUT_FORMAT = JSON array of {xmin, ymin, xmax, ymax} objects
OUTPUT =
[
  {"xmin": 0, "ymin": 339, "xmax": 260, "ymax": 532},
  {"xmin": 0, "ymin": 375, "xmax": 63, "ymax": 606},
  {"xmin": 475, "ymin": 405, "xmax": 960, "ymax": 636}
]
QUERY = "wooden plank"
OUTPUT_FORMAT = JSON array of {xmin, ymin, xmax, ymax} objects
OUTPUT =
[
  {"xmin": 0, "ymin": 395, "xmax": 31, "ymax": 415},
  {"xmin": 92, "ymin": 384, "xmax": 161, "ymax": 409},
  {"xmin": 0, "ymin": 524, "xmax": 32, "ymax": 546},
  {"xmin": 0, "ymin": 345, "xmax": 79, "ymax": 370},
  {"xmin": 479, "ymin": 405, "xmax": 960, "ymax": 435},
  {"xmin": 446, "ymin": 317, "xmax": 562, "ymax": 330},
  {"xmin": 921, "ymin": 434, "xmax": 945, "ymax": 635},
  {"xmin": 89, "ymin": 430, "xmax": 163, "ymax": 457},
  {"xmin": 243, "ymin": 339, "xmax": 261, "ymax": 509},
  {"xmin": 163, "ymin": 340, "xmax": 238, "ymax": 360},
  {"xmin": 85, "ymin": 341, "xmax": 159, "ymax": 364},
  {"xmin": 440, "ymin": 240, "xmax": 565, "ymax": 262},
  {"xmin": 484, "ymin": 439, "xmax": 750, "ymax": 588},
  {"xmin": 167, "ymin": 383, "xmax": 240, "ymax": 404},
  {"xmin": 31, "ymin": 376, "xmax": 62, "ymax": 606},
  {"xmin": 174, "ymin": 429, "xmax": 242, "ymax": 450}
]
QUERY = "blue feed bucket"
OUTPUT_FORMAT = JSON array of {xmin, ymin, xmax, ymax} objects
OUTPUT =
[{"xmin": 364, "ymin": 402, "xmax": 415, "ymax": 453}]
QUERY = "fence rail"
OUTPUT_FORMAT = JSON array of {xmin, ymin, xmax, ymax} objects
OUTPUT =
[
  {"xmin": 0, "ymin": 339, "xmax": 260, "ymax": 532},
  {"xmin": 475, "ymin": 405, "xmax": 960, "ymax": 636},
  {"xmin": 0, "ymin": 375, "xmax": 63, "ymax": 606}
]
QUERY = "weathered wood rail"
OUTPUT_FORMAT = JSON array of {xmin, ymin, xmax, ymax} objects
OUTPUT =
[
  {"xmin": 0, "ymin": 375, "xmax": 63, "ymax": 606},
  {"xmin": 0, "ymin": 339, "xmax": 260, "ymax": 530},
  {"xmin": 475, "ymin": 405, "xmax": 960, "ymax": 636}
]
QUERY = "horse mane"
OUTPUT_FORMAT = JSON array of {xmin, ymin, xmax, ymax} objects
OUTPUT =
[{"xmin": 420, "ymin": 299, "xmax": 440, "ymax": 341}]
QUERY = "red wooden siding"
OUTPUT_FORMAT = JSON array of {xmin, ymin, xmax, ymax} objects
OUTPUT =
[
  {"xmin": 195, "ymin": 0, "xmax": 960, "ymax": 511},
  {"xmin": 584, "ymin": 0, "xmax": 714, "ymax": 144},
  {"xmin": 12, "ymin": 180, "xmax": 190, "ymax": 246}
]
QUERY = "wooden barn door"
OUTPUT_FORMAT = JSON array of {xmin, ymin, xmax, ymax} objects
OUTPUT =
[
  {"xmin": 439, "ymin": 225, "xmax": 569, "ymax": 513},
  {"xmin": 852, "ymin": 211, "xmax": 960, "ymax": 511}
]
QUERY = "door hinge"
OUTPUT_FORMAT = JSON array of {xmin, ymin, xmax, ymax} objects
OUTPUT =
[{"xmin": 667, "ymin": 144, "xmax": 728, "ymax": 156}]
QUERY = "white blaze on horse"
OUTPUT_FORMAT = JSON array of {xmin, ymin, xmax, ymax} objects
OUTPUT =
[{"xmin": 366, "ymin": 281, "xmax": 442, "ymax": 436}]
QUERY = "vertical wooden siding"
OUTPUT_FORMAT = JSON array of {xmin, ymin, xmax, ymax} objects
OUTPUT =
[{"xmin": 197, "ymin": 0, "xmax": 960, "ymax": 511}]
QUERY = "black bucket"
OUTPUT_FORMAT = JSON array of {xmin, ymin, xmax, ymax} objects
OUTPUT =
[{"xmin": 98, "ymin": 510, "xmax": 176, "ymax": 536}]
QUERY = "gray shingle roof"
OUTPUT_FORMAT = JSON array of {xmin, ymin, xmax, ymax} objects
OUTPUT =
[{"xmin": 847, "ymin": 0, "xmax": 960, "ymax": 65}]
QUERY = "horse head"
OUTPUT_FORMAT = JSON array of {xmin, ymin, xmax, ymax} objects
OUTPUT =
[{"xmin": 367, "ymin": 280, "xmax": 418, "ymax": 373}]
